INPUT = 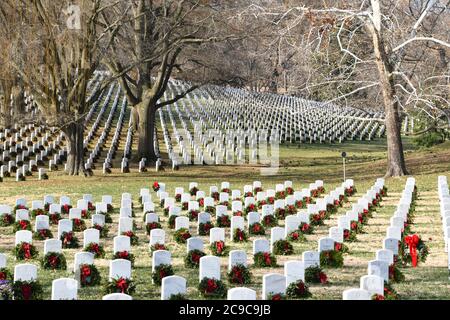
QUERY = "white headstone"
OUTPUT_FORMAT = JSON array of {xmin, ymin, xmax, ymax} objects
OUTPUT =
[
  {"xmin": 262, "ymin": 273, "xmax": 286, "ymax": 300},
  {"xmin": 51, "ymin": 278, "xmax": 78, "ymax": 300},
  {"xmin": 199, "ymin": 256, "xmax": 221, "ymax": 281}
]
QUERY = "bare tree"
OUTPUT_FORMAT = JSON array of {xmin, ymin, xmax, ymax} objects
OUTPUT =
[
  {"xmin": 1, "ymin": 0, "xmax": 122, "ymax": 175},
  {"xmin": 103, "ymin": 0, "xmax": 233, "ymax": 162},
  {"xmin": 244, "ymin": 0, "xmax": 450, "ymax": 177}
]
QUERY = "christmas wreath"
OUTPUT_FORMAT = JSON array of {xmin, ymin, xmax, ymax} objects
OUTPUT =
[
  {"xmin": 275, "ymin": 191, "xmax": 286, "ymax": 200},
  {"xmin": 105, "ymin": 277, "xmax": 136, "ymax": 295},
  {"xmin": 221, "ymin": 188, "xmax": 231, "ymax": 194},
  {"xmin": 150, "ymin": 243, "xmax": 167, "ymax": 255},
  {"xmin": 244, "ymin": 204, "xmax": 257, "ymax": 215},
  {"xmin": 146, "ymin": 222, "xmax": 162, "ymax": 235},
  {"xmin": 274, "ymin": 208, "xmax": 286, "ymax": 220},
  {"xmin": 249, "ymin": 222, "xmax": 265, "ymax": 235},
  {"xmin": 81, "ymin": 210, "xmax": 91, "ymax": 219},
  {"xmin": 168, "ymin": 215, "xmax": 177, "ymax": 229},
  {"xmin": 175, "ymin": 194, "xmax": 182, "ymax": 202},
  {"xmin": 285, "ymin": 187, "xmax": 294, "ymax": 195},
  {"xmin": 299, "ymin": 222, "xmax": 314, "ymax": 234},
  {"xmin": 12, "ymin": 280, "xmax": 43, "ymax": 300},
  {"xmin": 205, "ymin": 206, "xmax": 215, "ymax": 215},
  {"xmin": 152, "ymin": 181, "xmax": 160, "ymax": 192},
  {"xmin": 60, "ymin": 231, "xmax": 80, "ymax": 249},
  {"xmin": 181, "ymin": 202, "xmax": 189, "ymax": 210},
  {"xmin": 0, "ymin": 213, "xmax": 14, "ymax": 227},
  {"xmin": 310, "ymin": 214, "xmax": 324, "ymax": 226},
  {"xmin": 84, "ymin": 243, "xmax": 106, "ymax": 258},
  {"xmin": 198, "ymin": 198, "xmax": 204, "ymax": 207},
  {"xmin": 33, "ymin": 228, "xmax": 53, "ymax": 240},
  {"xmin": 49, "ymin": 212, "xmax": 61, "ymax": 225},
  {"xmin": 184, "ymin": 249, "xmax": 206, "ymax": 268},
  {"xmin": 122, "ymin": 231, "xmax": 139, "ymax": 245},
  {"xmin": 257, "ymin": 200, "xmax": 267, "ymax": 209},
  {"xmin": 343, "ymin": 228, "xmax": 357, "ymax": 242},
  {"xmin": 287, "ymin": 230, "xmax": 307, "ymax": 242},
  {"xmin": 334, "ymin": 242, "xmax": 349, "ymax": 254},
  {"xmin": 61, "ymin": 204, "xmax": 72, "ymax": 214},
  {"xmin": 210, "ymin": 240, "xmax": 227, "ymax": 256},
  {"xmin": 267, "ymin": 292, "xmax": 286, "ymax": 300},
  {"xmin": 174, "ymin": 228, "xmax": 191, "ymax": 244},
  {"xmin": 13, "ymin": 220, "xmax": 32, "ymax": 232},
  {"xmin": 211, "ymin": 191, "xmax": 219, "ymax": 201},
  {"xmin": 286, "ymin": 205, "xmax": 297, "ymax": 216},
  {"xmin": 326, "ymin": 203, "xmax": 338, "ymax": 215},
  {"xmin": 253, "ymin": 187, "xmax": 263, "ymax": 194},
  {"xmin": 286, "ymin": 280, "xmax": 312, "ymax": 299},
  {"xmin": 198, "ymin": 221, "xmax": 214, "ymax": 236},
  {"xmin": 253, "ymin": 252, "xmax": 277, "ymax": 267},
  {"xmin": 104, "ymin": 212, "xmax": 113, "ymax": 223},
  {"xmin": 72, "ymin": 218, "xmax": 86, "ymax": 232},
  {"xmin": 216, "ymin": 215, "xmax": 231, "ymax": 228},
  {"xmin": 198, "ymin": 277, "xmax": 227, "ymax": 298},
  {"xmin": 227, "ymin": 264, "xmax": 251, "ymax": 284},
  {"xmin": 389, "ymin": 263, "xmax": 405, "ymax": 283},
  {"xmin": 188, "ymin": 210, "xmax": 199, "ymax": 221},
  {"xmin": 372, "ymin": 282, "xmax": 399, "ymax": 300},
  {"xmin": 220, "ymin": 201, "xmax": 230, "ymax": 209},
  {"xmin": 189, "ymin": 186, "xmax": 199, "ymax": 196},
  {"xmin": 232, "ymin": 228, "xmax": 248, "ymax": 242},
  {"xmin": 0, "ymin": 268, "xmax": 12, "ymax": 281},
  {"xmin": 152, "ymin": 264, "xmax": 174, "ymax": 285},
  {"xmin": 113, "ymin": 251, "xmax": 135, "ymax": 265},
  {"xmin": 345, "ymin": 186, "xmax": 356, "ymax": 197},
  {"xmin": 267, "ymin": 197, "xmax": 275, "ymax": 205},
  {"xmin": 262, "ymin": 215, "xmax": 278, "ymax": 228},
  {"xmin": 13, "ymin": 204, "xmax": 28, "ymax": 213},
  {"xmin": 93, "ymin": 223, "xmax": 109, "ymax": 238},
  {"xmin": 272, "ymin": 240, "xmax": 294, "ymax": 255},
  {"xmin": 14, "ymin": 242, "xmax": 38, "ymax": 260},
  {"xmin": 400, "ymin": 234, "xmax": 429, "ymax": 267},
  {"xmin": 305, "ymin": 266, "xmax": 328, "ymax": 284},
  {"xmin": 350, "ymin": 221, "xmax": 363, "ymax": 234},
  {"xmin": 320, "ymin": 250, "xmax": 344, "ymax": 268},
  {"xmin": 30, "ymin": 209, "xmax": 46, "ymax": 219},
  {"xmin": 41, "ymin": 252, "xmax": 67, "ymax": 270},
  {"xmin": 233, "ymin": 211, "xmax": 244, "ymax": 217},
  {"xmin": 295, "ymin": 200, "xmax": 305, "ymax": 209}
]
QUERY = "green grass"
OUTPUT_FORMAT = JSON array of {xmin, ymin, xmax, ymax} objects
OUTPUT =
[{"xmin": 0, "ymin": 138, "xmax": 449, "ymax": 300}]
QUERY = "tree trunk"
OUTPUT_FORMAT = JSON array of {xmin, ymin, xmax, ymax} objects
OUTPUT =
[
  {"xmin": 368, "ymin": 9, "xmax": 408, "ymax": 177},
  {"xmin": 134, "ymin": 100, "xmax": 158, "ymax": 162},
  {"xmin": 64, "ymin": 121, "xmax": 85, "ymax": 176}
]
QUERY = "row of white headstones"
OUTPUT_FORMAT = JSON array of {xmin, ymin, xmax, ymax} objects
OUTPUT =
[
  {"xmin": 342, "ymin": 177, "xmax": 417, "ymax": 299},
  {"xmin": 0, "ymin": 179, "xmax": 350, "ymax": 300},
  {"xmin": 1, "ymin": 178, "xmax": 398, "ymax": 300},
  {"xmin": 437, "ymin": 176, "xmax": 450, "ymax": 275},
  {"xmin": 0, "ymin": 70, "xmax": 106, "ymax": 180}
]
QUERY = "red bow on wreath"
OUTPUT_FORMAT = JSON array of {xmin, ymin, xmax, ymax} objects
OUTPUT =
[
  {"xmin": 22, "ymin": 243, "xmax": 31, "ymax": 259},
  {"xmin": 263, "ymin": 252, "xmax": 271, "ymax": 265},
  {"xmin": 405, "ymin": 234, "xmax": 420, "ymax": 267},
  {"xmin": 116, "ymin": 278, "xmax": 129, "ymax": 293},
  {"xmin": 216, "ymin": 241, "xmax": 224, "ymax": 253}
]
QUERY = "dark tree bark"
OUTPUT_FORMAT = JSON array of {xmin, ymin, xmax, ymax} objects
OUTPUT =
[
  {"xmin": 369, "ymin": 0, "xmax": 408, "ymax": 177},
  {"xmin": 134, "ymin": 100, "xmax": 158, "ymax": 161},
  {"xmin": 64, "ymin": 121, "xmax": 85, "ymax": 176}
]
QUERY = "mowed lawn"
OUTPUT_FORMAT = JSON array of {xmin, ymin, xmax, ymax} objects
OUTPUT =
[{"xmin": 0, "ymin": 138, "xmax": 449, "ymax": 300}]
